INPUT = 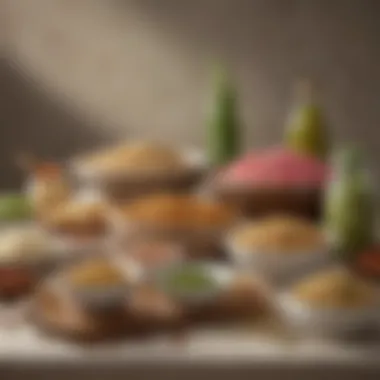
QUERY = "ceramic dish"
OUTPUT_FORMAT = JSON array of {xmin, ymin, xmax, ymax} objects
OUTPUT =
[
  {"xmin": 276, "ymin": 291, "xmax": 380, "ymax": 338},
  {"xmin": 71, "ymin": 148, "xmax": 207, "ymax": 201},
  {"xmin": 152, "ymin": 262, "xmax": 239, "ymax": 306},
  {"xmin": 276, "ymin": 268, "xmax": 380, "ymax": 337},
  {"xmin": 211, "ymin": 147, "xmax": 326, "ymax": 220},
  {"xmin": 108, "ymin": 194, "xmax": 238, "ymax": 261},
  {"xmin": 0, "ymin": 223, "xmax": 69, "ymax": 300},
  {"xmin": 226, "ymin": 229, "xmax": 331, "ymax": 285},
  {"xmin": 39, "ymin": 190, "xmax": 111, "ymax": 260},
  {"xmin": 213, "ymin": 184, "xmax": 322, "ymax": 220},
  {"xmin": 0, "ymin": 223, "xmax": 67, "ymax": 270},
  {"xmin": 59, "ymin": 257, "xmax": 142, "ymax": 313}
]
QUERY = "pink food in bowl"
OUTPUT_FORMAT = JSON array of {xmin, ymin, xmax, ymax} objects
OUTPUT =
[{"xmin": 220, "ymin": 147, "xmax": 328, "ymax": 188}]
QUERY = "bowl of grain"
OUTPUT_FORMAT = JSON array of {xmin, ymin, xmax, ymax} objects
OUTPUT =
[
  {"xmin": 276, "ymin": 266, "xmax": 380, "ymax": 337},
  {"xmin": 226, "ymin": 215, "xmax": 330, "ymax": 284},
  {"xmin": 70, "ymin": 141, "xmax": 207, "ymax": 201}
]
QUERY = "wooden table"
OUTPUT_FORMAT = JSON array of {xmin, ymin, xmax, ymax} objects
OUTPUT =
[{"xmin": 0, "ymin": 322, "xmax": 379, "ymax": 380}]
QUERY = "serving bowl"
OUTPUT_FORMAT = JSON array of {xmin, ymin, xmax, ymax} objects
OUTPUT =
[
  {"xmin": 149, "ymin": 261, "xmax": 271, "ymax": 325},
  {"xmin": 276, "ymin": 290, "xmax": 380, "ymax": 338},
  {"xmin": 71, "ymin": 147, "xmax": 208, "ymax": 202},
  {"xmin": 213, "ymin": 184, "xmax": 323, "ymax": 220},
  {"xmin": 107, "ymin": 194, "xmax": 238, "ymax": 261},
  {"xmin": 0, "ymin": 223, "xmax": 71, "ymax": 300},
  {"xmin": 225, "ymin": 226, "xmax": 331, "ymax": 285},
  {"xmin": 275, "ymin": 266, "xmax": 380, "ymax": 338},
  {"xmin": 152, "ymin": 262, "xmax": 233, "ymax": 307},
  {"xmin": 58, "ymin": 256, "xmax": 143, "ymax": 313}
]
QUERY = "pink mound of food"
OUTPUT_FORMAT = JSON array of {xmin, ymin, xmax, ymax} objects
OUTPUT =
[{"xmin": 221, "ymin": 147, "xmax": 328, "ymax": 188}]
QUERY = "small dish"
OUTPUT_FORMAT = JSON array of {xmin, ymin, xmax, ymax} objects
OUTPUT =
[
  {"xmin": 227, "ymin": 238, "xmax": 331, "ymax": 285},
  {"xmin": 211, "ymin": 147, "xmax": 326, "ymax": 219},
  {"xmin": 108, "ymin": 194, "xmax": 238, "ymax": 260},
  {"xmin": 225, "ymin": 217, "xmax": 331, "ymax": 283},
  {"xmin": 152, "ymin": 262, "xmax": 235, "ymax": 306},
  {"xmin": 276, "ymin": 267, "xmax": 380, "ymax": 337},
  {"xmin": 0, "ymin": 223, "xmax": 67, "ymax": 300},
  {"xmin": 0, "ymin": 223, "xmax": 66, "ymax": 270},
  {"xmin": 277, "ymin": 291, "xmax": 380, "ymax": 338},
  {"xmin": 62, "ymin": 256, "xmax": 142, "ymax": 312},
  {"xmin": 71, "ymin": 146, "xmax": 207, "ymax": 201}
]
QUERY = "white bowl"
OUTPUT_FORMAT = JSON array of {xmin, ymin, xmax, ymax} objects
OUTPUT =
[
  {"xmin": 276, "ymin": 290, "xmax": 380, "ymax": 338},
  {"xmin": 70, "ymin": 147, "xmax": 207, "ymax": 187},
  {"xmin": 152, "ymin": 261, "xmax": 238, "ymax": 306},
  {"xmin": 48, "ymin": 255, "xmax": 143, "ymax": 313},
  {"xmin": 0, "ymin": 223, "xmax": 71, "ymax": 272},
  {"xmin": 226, "ymin": 230, "xmax": 331, "ymax": 285}
]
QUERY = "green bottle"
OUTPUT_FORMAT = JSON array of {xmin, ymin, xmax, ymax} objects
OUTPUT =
[
  {"xmin": 285, "ymin": 80, "xmax": 329, "ymax": 159},
  {"xmin": 324, "ymin": 148, "xmax": 375, "ymax": 260},
  {"xmin": 206, "ymin": 65, "xmax": 240, "ymax": 166}
]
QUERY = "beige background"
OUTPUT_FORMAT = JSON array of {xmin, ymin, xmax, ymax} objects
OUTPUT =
[{"xmin": 1, "ymin": 0, "xmax": 380, "ymax": 187}]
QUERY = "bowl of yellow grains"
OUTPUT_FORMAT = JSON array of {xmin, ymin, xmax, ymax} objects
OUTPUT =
[
  {"xmin": 276, "ymin": 267, "xmax": 380, "ymax": 337},
  {"xmin": 226, "ymin": 215, "xmax": 329, "ymax": 284}
]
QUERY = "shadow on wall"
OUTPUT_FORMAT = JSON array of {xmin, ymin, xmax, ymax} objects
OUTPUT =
[
  {"xmin": 117, "ymin": 0, "xmax": 380, "ymax": 175},
  {"xmin": 0, "ymin": 58, "xmax": 111, "ymax": 189}
]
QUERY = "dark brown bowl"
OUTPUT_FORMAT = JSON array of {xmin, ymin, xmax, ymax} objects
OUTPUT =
[{"xmin": 213, "ymin": 185, "xmax": 323, "ymax": 220}]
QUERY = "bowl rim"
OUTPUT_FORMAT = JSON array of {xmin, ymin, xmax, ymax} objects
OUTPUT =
[
  {"xmin": 276, "ymin": 289, "xmax": 380, "ymax": 331},
  {"xmin": 276, "ymin": 263, "xmax": 380, "ymax": 319},
  {"xmin": 225, "ymin": 222, "xmax": 329, "ymax": 261},
  {"xmin": 70, "ymin": 146, "xmax": 208, "ymax": 183},
  {"xmin": 149, "ymin": 261, "xmax": 236, "ymax": 305}
]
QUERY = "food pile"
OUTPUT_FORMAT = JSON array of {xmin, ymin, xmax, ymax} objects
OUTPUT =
[
  {"xmin": 75, "ymin": 142, "xmax": 188, "ymax": 175},
  {"xmin": 220, "ymin": 147, "xmax": 327, "ymax": 189},
  {"xmin": 291, "ymin": 267, "xmax": 376, "ymax": 309},
  {"xmin": 231, "ymin": 215, "xmax": 324, "ymax": 254}
]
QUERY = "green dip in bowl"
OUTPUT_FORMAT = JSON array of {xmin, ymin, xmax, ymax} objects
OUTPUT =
[{"xmin": 155, "ymin": 263, "xmax": 222, "ymax": 303}]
